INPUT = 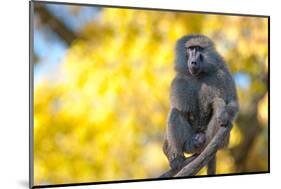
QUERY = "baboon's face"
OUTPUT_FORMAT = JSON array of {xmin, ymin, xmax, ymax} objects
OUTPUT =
[{"xmin": 186, "ymin": 45, "xmax": 204, "ymax": 76}]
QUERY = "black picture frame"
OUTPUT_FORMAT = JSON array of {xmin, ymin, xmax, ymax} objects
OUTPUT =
[{"xmin": 29, "ymin": 1, "xmax": 270, "ymax": 188}]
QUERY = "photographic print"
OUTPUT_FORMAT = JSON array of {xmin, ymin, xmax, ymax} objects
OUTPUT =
[{"xmin": 30, "ymin": 1, "xmax": 269, "ymax": 188}]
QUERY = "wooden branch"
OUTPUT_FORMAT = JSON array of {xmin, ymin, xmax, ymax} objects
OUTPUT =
[
  {"xmin": 159, "ymin": 154, "xmax": 197, "ymax": 178},
  {"xmin": 159, "ymin": 125, "xmax": 231, "ymax": 178},
  {"xmin": 207, "ymin": 155, "xmax": 216, "ymax": 175},
  {"xmin": 176, "ymin": 126, "xmax": 231, "ymax": 176}
]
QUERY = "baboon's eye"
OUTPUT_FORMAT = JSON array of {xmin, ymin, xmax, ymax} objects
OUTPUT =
[
  {"xmin": 198, "ymin": 46, "xmax": 204, "ymax": 51},
  {"xmin": 188, "ymin": 46, "xmax": 203, "ymax": 51},
  {"xmin": 188, "ymin": 46, "xmax": 195, "ymax": 50}
]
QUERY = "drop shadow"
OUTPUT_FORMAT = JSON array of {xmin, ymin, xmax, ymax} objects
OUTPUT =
[{"xmin": 18, "ymin": 180, "xmax": 29, "ymax": 188}]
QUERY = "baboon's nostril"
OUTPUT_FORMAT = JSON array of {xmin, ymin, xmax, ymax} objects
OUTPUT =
[{"xmin": 191, "ymin": 61, "xmax": 197, "ymax": 65}]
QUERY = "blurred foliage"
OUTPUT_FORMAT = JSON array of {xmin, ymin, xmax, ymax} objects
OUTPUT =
[{"xmin": 34, "ymin": 5, "xmax": 268, "ymax": 185}]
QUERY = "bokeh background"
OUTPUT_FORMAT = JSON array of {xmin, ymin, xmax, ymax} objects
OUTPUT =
[{"xmin": 33, "ymin": 2, "xmax": 268, "ymax": 186}]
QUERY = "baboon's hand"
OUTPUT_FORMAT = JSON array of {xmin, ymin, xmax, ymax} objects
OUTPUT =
[
  {"xmin": 192, "ymin": 132, "xmax": 206, "ymax": 150},
  {"xmin": 170, "ymin": 156, "xmax": 185, "ymax": 170},
  {"xmin": 216, "ymin": 111, "xmax": 229, "ymax": 127}
]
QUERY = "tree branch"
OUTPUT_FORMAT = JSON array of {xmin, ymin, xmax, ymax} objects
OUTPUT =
[
  {"xmin": 159, "ymin": 154, "xmax": 197, "ymax": 178},
  {"xmin": 159, "ymin": 125, "xmax": 232, "ymax": 177},
  {"xmin": 176, "ymin": 126, "xmax": 230, "ymax": 176},
  {"xmin": 207, "ymin": 155, "xmax": 216, "ymax": 175}
]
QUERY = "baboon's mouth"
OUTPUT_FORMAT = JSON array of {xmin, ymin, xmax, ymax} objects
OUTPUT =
[{"xmin": 189, "ymin": 67, "xmax": 201, "ymax": 76}]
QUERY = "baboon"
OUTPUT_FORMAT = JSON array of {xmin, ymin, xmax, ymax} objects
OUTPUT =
[{"xmin": 163, "ymin": 34, "xmax": 239, "ymax": 172}]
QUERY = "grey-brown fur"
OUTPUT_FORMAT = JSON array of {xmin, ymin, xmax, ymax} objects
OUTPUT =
[{"xmin": 163, "ymin": 34, "xmax": 239, "ymax": 170}]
